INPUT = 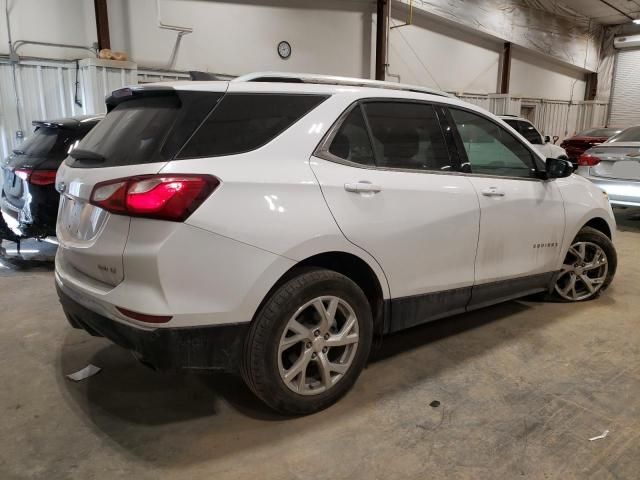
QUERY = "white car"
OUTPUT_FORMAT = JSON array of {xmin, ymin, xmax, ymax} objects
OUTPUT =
[
  {"xmin": 55, "ymin": 72, "xmax": 617, "ymax": 414},
  {"xmin": 499, "ymin": 115, "xmax": 568, "ymax": 159}
]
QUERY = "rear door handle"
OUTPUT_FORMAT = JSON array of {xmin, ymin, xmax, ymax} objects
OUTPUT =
[
  {"xmin": 344, "ymin": 182, "xmax": 382, "ymax": 193},
  {"xmin": 481, "ymin": 187, "xmax": 505, "ymax": 197}
]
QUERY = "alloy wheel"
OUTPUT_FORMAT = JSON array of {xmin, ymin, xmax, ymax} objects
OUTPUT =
[
  {"xmin": 555, "ymin": 241, "xmax": 608, "ymax": 301},
  {"xmin": 278, "ymin": 296, "xmax": 359, "ymax": 395}
]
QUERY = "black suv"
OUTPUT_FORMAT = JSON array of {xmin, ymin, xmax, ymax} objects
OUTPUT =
[{"xmin": 1, "ymin": 115, "xmax": 103, "ymax": 242}]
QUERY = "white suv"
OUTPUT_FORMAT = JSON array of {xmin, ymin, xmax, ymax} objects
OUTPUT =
[
  {"xmin": 499, "ymin": 115, "xmax": 567, "ymax": 160},
  {"xmin": 55, "ymin": 72, "xmax": 617, "ymax": 414}
]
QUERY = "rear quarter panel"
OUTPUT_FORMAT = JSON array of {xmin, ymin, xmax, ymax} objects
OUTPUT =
[{"xmin": 160, "ymin": 92, "xmax": 391, "ymax": 299}]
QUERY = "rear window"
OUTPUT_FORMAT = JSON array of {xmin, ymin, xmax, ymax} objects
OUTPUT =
[
  {"xmin": 577, "ymin": 128, "xmax": 621, "ymax": 137},
  {"xmin": 177, "ymin": 94, "xmax": 328, "ymax": 159},
  {"xmin": 15, "ymin": 127, "xmax": 80, "ymax": 158},
  {"xmin": 68, "ymin": 91, "xmax": 223, "ymax": 168},
  {"xmin": 608, "ymin": 126, "xmax": 640, "ymax": 143}
]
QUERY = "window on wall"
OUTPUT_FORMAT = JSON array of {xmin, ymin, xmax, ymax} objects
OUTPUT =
[
  {"xmin": 328, "ymin": 106, "xmax": 374, "ymax": 166},
  {"xmin": 362, "ymin": 102, "xmax": 452, "ymax": 171},
  {"xmin": 450, "ymin": 108, "xmax": 536, "ymax": 178}
]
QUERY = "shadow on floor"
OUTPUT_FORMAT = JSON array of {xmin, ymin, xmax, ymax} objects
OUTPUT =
[
  {"xmin": 613, "ymin": 207, "xmax": 640, "ymax": 233},
  {"xmin": 56, "ymin": 297, "xmax": 559, "ymax": 467},
  {"xmin": 0, "ymin": 238, "xmax": 56, "ymax": 273}
]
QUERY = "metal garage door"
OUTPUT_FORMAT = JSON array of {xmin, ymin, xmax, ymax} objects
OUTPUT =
[{"xmin": 609, "ymin": 48, "xmax": 640, "ymax": 127}]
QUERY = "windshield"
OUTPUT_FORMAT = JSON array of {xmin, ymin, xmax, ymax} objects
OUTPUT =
[
  {"xmin": 608, "ymin": 126, "xmax": 640, "ymax": 143},
  {"xmin": 577, "ymin": 128, "xmax": 621, "ymax": 137}
]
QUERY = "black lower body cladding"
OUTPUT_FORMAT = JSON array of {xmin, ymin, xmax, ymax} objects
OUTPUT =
[{"xmin": 57, "ymin": 285, "xmax": 249, "ymax": 372}]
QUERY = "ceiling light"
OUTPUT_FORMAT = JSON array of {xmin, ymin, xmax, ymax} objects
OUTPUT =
[{"xmin": 634, "ymin": 19, "xmax": 640, "ymax": 24}]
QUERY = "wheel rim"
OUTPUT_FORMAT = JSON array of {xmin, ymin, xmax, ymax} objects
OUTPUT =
[
  {"xmin": 555, "ymin": 241, "xmax": 608, "ymax": 301},
  {"xmin": 278, "ymin": 296, "xmax": 359, "ymax": 396}
]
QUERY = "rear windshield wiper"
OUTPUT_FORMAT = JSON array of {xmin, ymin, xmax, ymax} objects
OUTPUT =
[{"xmin": 69, "ymin": 149, "xmax": 105, "ymax": 163}]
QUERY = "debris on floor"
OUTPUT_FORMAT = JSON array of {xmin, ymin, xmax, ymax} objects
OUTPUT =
[
  {"xmin": 589, "ymin": 430, "xmax": 609, "ymax": 441},
  {"xmin": 66, "ymin": 364, "xmax": 102, "ymax": 382},
  {"xmin": 429, "ymin": 400, "xmax": 441, "ymax": 408}
]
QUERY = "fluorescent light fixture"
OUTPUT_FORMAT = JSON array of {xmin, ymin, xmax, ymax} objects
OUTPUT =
[{"xmin": 634, "ymin": 19, "xmax": 640, "ymax": 24}]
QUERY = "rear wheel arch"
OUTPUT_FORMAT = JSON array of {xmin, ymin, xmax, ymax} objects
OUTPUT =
[{"xmin": 252, "ymin": 251, "xmax": 387, "ymax": 336}]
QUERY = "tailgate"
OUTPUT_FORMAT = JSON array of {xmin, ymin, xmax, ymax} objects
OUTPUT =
[{"xmin": 56, "ymin": 163, "xmax": 166, "ymax": 287}]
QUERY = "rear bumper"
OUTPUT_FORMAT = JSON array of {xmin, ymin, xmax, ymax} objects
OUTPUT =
[
  {"xmin": 1, "ymin": 195, "xmax": 57, "ymax": 239},
  {"xmin": 57, "ymin": 284, "xmax": 249, "ymax": 372},
  {"xmin": 578, "ymin": 172, "xmax": 640, "ymax": 207}
]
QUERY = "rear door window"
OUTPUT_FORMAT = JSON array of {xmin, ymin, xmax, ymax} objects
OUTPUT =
[
  {"xmin": 362, "ymin": 102, "xmax": 452, "ymax": 171},
  {"xmin": 178, "ymin": 94, "xmax": 328, "ymax": 158}
]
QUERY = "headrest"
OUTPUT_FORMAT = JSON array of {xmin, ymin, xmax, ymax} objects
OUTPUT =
[
  {"xmin": 330, "ymin": 132, "xmax": 351, "ymax": 159},
  {"xmin": 381, "ymin": 127, "xmax": 419, "ymax": 159}
]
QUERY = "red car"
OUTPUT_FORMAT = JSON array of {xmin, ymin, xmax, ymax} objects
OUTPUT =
[{"xmin": 561, "ymin": 127, "xmax": 622, "ymax": 163}]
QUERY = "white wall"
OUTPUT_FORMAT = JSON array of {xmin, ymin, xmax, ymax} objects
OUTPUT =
[
  {"xmin": 510, "ymin": 47, "xmax": 586, "ymax": 101},
  {"xmin": 107, "ymin": 0, "xmax": 373, "ymax": 77},
  {"xmin": 383, "ymin": 9, "xmax": 502, "ymax": 94},
  {"xmin": 0, "ymin": 0, "xmax": 589, "ymax": 100},
  {"xmin": 0, "ymin": 0, "xmax": 97, "ymax": 58}
]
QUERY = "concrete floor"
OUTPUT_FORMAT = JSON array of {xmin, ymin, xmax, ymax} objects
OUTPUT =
[{"xmin": 1, "ymin": 209, "xmax": 639, "ymax": 480}]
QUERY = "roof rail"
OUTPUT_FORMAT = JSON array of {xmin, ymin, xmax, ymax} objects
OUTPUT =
[{"xmin": 233, "ymin": 72, "xmax": 451, "ymax": 98}]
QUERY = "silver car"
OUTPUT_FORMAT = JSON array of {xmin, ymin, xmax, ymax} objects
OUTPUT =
[{"xmin": 576, "ymin": 126, "xmax": 640, "ymax": 207}]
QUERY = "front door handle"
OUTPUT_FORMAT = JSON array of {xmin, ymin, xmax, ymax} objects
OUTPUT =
[
  {"xmin": 344, "ymin": 182, "xmax": 382, "ymax": 194},
  {"xmin": 481, "ymin": 187, "xmax": 505, "ymax": 197}
]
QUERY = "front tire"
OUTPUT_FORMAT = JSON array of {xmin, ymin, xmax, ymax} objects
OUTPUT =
[
  {"xmin": 553, "ymin": 226, "xmax": 617, "ymax": 301},
  {"xmin": 241, "ymin": 268, "xmax": 373, "ymax": 415}
]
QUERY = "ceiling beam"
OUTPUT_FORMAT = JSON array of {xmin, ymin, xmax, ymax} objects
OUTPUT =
[{"xmin": 597, "ymin": 0, "xmax": 635, "ymax": 21}]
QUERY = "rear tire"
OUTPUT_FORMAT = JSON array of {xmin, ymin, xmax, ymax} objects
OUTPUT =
[
  {"xmin": 552, "ymin": 226, "xmax": 616, "ymax": 301},
  {"xmin": 241, "ymin": 268, "xmax": 373, "ymax": 415}
]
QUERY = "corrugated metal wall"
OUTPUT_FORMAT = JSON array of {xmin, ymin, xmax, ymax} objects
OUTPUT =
[
  {"xmin": 457, "ymin": 93, "xmax": 609, "ymax": 143},
  {"xmin": 0, "ymin": 58, "xmax": 214, "ymax": 159},
  {"xmin": 608, "ymin": 48, "xmax": 640, "ymax": 127},
  {"xmin": 0, "ymin": 58, "xmax": 609, "ymax": 159},
  {"xmin": 1, "ymin": 58, "xmax": 86, "ymax": 159}
]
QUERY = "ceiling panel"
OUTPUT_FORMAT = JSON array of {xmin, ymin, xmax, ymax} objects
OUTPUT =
[{"xmin": 544, "ymin": 0, "xmax": 640, "ymax": 25}]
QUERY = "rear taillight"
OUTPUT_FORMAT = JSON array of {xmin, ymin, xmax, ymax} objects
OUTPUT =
[
  {"xmin": 90, "ymin": 174, "xmax": 220, "ymax": 222},
  {"xmin": 116, "ymin": 307, "xmax": 172, "ymax": 324},
  {"xmin": 577, "ymin": 153, "xmax": 601, "ymax": 167},
  {"xmin": 14, "ymin": 169, "xmax": 58, "ymax": 186}
]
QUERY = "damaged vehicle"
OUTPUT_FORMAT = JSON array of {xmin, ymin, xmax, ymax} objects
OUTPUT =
[
  {"xmin": 55, "ymin": 73, "xmax": 617, "ymax": 415},
  {"xmin": 1, "ymin": 115, "xmax": 103, "ymax": 245}
]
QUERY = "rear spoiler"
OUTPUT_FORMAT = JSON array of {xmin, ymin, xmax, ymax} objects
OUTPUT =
[
  {"xmin": 106, "ymin": 86, "xmax": 179, "ymax": 112},
  {"xmin": 32, "ymin": 119, "xmax": 76, "ymax": 130}
]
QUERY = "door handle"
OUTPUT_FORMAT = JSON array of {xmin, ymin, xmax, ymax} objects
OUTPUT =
[
  {"xmin": 481, "ymin": 187, "xmax": 505, "ymax": 197},
  {"xmin": 344, "ymin": 182, "xmax": 382, "ymax": 194}
]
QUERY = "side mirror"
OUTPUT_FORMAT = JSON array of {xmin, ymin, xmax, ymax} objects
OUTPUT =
[
  {"xmin": 544, "ymin": 135, "xmax": 551, "ymax": 143},
  {"xmin": 545, "ymin": 158, "xmax": 573, "ymax": 179}
]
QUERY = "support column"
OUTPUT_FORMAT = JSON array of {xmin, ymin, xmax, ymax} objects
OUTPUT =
[
  {"xmin": 375, "ymin": 0, "xmax": 387, "ymax": 81},
  {"xmin": 94, "ymin": 0, "xmax": 111, "ymax": 51},
  {"xmin": 585, "ymin": 72, "xmax": 598, "ymax": 100},
  {"xmin": 499, "ymin": 42, "xmax": 511, "ymax": 94}
]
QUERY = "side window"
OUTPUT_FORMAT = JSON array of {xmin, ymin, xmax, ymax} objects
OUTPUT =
[
  {"xmin": 363, "ymin": 102, "xmax": 452, "ymax": 171},
  {"xmin": 178, "ymin": 94, "xmax": 327, "ymax": 158},
  {"xmin": 518, "ymin": 121, "xmax": 543, "ymax": 145},
  {"xmin": 328, "ymin": 106, "xmax": 374, "ymax": 166},
  {"xmin": 450, "ymin": 108, "xmax": 536, "ymax": 178}
]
